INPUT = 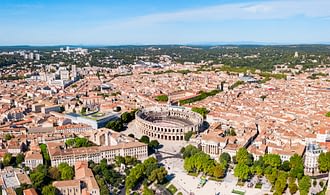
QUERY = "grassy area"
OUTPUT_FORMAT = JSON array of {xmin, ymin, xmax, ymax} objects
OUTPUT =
[
  {"xmin": 255, "ymin": 182, "xmax": 262, "ymax": 189},
  {"xmin": 155, "ymin": 94, "xmax": 169, "ymax": 102},
  {"xmin": 188, "ymin": 172, "xmax": 199, "ymax": 177},
  {"xmin": 236, "ymin": 181, "xmax": 245, "ymax": 186},
  {"xmin": 232, "ymin": 189, "xmax": 245, "ymax": 195},
  {"xmin": 167, "ymin": 184, "xmax": 178, "ymax": 195},
  {"xmin": 208, "ymin": 177, "xmax": 223, "ymax": 182}
]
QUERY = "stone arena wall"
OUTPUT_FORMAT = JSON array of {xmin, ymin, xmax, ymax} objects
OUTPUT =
[{"xmin": 135, "ymin": 106, "xmax": 203, "ymax": 141}]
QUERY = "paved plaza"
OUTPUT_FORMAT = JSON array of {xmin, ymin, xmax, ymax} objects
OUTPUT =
[{"xmin": 159, "ymin": 153, "xmax": 272, "ymax": 195}]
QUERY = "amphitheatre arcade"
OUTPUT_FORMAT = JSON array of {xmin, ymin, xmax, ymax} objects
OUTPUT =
[{"xmin": 135, "ymin": 106, "xmax": 204, "ymax": 141}]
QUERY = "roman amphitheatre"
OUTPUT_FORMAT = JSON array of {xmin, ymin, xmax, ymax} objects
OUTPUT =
[{"xmin": 135, "ymin": 106, "xmax": 204, "ymax": 141}]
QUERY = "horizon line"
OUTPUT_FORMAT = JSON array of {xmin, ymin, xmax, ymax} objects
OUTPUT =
[{"xmin": 1, "ymin": 42, "xmax": 330, "ymax": 47}]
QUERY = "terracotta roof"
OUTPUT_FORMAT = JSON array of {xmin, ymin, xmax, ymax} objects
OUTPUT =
[
  {"xmin": 53, "ymin": 180, "xmax": 80, "ymax": 188},
  {"xmin": 23, "ymin": 188, "xmax": 38, "ymax": 195}
]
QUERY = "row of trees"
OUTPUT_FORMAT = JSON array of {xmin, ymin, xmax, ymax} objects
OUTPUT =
[
  {"xmin": 179, "ymin": 90, "xmax": 221, "ymax": 105},
  {"xmin": 233, "ymin": 148, "xmax": 311, "ymax": 195},
  {"xmin": 181, "ymin": 145, "xmax": 229, "ymax": 179},
  {"xmin": 191, "ymin": 107, "xmax": 209, "ymax": 118},
  {"xmin": 125, "ymin": 157, "xmax": 168, "ymax": 194}
]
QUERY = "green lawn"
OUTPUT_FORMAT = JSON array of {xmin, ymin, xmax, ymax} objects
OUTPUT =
[
  {"xmin": 232, "ymin": 189, "xmax": 245, "ymax": 195},
  {"xmin": 188, "ymin": 172, "xmax": 199, "ymax": 177},
  {"xmin": 255, "ymin": 182, "xmax": 262, "ymax": 189},
  {"xmin": 209, "ymin": 177, "xmax": 223, "ymax": 182},
  {"xmin": 167, "ymin": 184, "xmax": 178, "ymax": 195},
  {"xmin": 236, "ymin": 181, "xmax": 245, "ymax": 186}
]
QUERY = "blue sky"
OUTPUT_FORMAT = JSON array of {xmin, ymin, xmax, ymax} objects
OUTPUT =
[{"xmin": 1, "ymin": 0, "xmax": 330, "ymax": 45}]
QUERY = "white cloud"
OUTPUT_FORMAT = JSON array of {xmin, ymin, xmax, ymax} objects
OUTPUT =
[{"xmin": 98, "ymin": 0, "xmax": 330, "ymax": 30}]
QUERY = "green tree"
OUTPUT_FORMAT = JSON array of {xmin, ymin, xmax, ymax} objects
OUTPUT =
[
  {"xmin": 125, "ymin": 163, "xmax": 145, "ymax": 192},
  {"xmin": 48, "ymin": 167, "xmax": 61, "ymax": 180},
  {"xmin": 265, "ymin": 167, "xmax": 278, "ymax": 185},
  {"xmin": 219, "ymin": 152, "xmax": 231, "ymax": 164},
  {"xmin": 148, "ymin": 140, "xmax": 160, "ymax": 150},
  {"xmin": 3, "ymin": 153, "xmax": 12, "ymax": 166},
  {"xmin": 15, "ymin": 187, "xmax": 23, "ymax": 195},
  {"xmin": 124, "ymin": 156, "xmax": 138, "ymax": 166},
  {"xmin": 106, "ymin": 120, "xmax": 124, "ymax": 132},
  {"xmin": 128, "ymin": 133, "xmax": 135, "ymax": 138},
  {"xmin": 234, "ymin": 163, "xmax": 250, "ymax": 181},
  {"xmin": 263, "ymin": 154, "xmax": 281, "ymax": 168},
  {"xmin": 254, "ymin": 165, "xmax": 263, "ymax": 177},
  {"xmin": 42, "ymin": 185, "xmax": 56, "ymax": 195},
  {"xmin": 181, "ymin": 145, "xmax": 200, "ymax": 159},
  {"xmin": 30, "ymin": 168, "xmax": 46, "ymax": 188},
  {"xmin": 115, "ymin": 156, "xmax": 125, "ymax": 167},
  {"xmin": 313, "ymin": 179, "xmax": 317, "ymax": 187},
  {"xmin": 289, "ymin": 154, "xmax": 304, "ymax": 179},
  {"xmin": 148, "ymin": 167, "xmax": 167, "ymax": 183},
  {"xmin": 229, "ymin": 128, "xmax": 236, "ymax": 136},
  {"xmin": 65, "ymin": 139, "xmax": 75, "ymax": 147},
  {"xmin": 58, "ymin": 163, "xmax": 74, "ymax": 180},
  {"xmin": 40, "ymin": 144, "xmax": 50, "ymax": 166},
  {"xmin": 4, "ymin": 134, "xmax": 13, "ymax": 141},
  {"xmin": 298, "ymin": 175, "xmax": 311, "ymax": 195},
  {"xmin": 274, "ymin": 171, "xmax": 288, "ymax": 194},
  {"xmin": 143, "ymin": 187, "xmax": 155, "ymax": 195},
  {"xmin": 184, "ymin": 131, "xmax": 193, "ymax": 141},
  {"xmin": 121, "ymin": 112, "xmax": 132, "ymax": 123},
  {"xmin": 288, "ymin": 178, "xmax": 298, "ymax": 195},
  {"xmin": 16, "ymin": 153, "xmax": 25, "ymax": 165},
  {"xmin": 212, "ymin": 163, "xmax": 225, "ymax": 178},
  {"xmin": 96, "ymin": 176, "xmax": 110, "ymax": 195},
  {"xmin": 280, "ymin": 160, "xmax": 291, "ymax": 172},
  {"xmin": 140, "ymin": 135, "xmax": 150, "ymax": 144},
  {"xmin": 236, "ymin": 148, "xmax": 253, "ymax": 166},
  {"xmin": 318, "ymin": 152, "xmax": 330, "ymax": 172}
]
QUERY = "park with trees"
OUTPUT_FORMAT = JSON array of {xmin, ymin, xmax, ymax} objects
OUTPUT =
[
  {"xmin": 232, "ymin": 148, "xmax": 313, "ymax": 195},
  {"xmin": 179, "ymin": 145, "xmax": 318, "ymax": 195},
  {"xmin": 125, "ymin": 157, "xmax": 168, "ymax": 195},
  {"xmin": 181, "ymin": 145, "xmax": 229, "ymax": 180}
]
